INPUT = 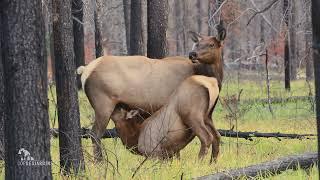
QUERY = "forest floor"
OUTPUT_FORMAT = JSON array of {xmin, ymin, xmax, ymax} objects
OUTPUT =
[{"xmin": 47, "ymin": 79, "xmax": 318, "ymax": 179}]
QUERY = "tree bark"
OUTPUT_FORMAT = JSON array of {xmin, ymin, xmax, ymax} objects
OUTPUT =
[
  {"xmin": 196, "ymin": 0, "xmax": 202, "ymax": 33},
  {"xmin": 123, "ymin": 0, "xmax": 131, "ymax": 53},
  {"xmin": 306, "ymin": 0, "xmax": 313, "ymax": 81},
  {"xmin": 94, "ymin": 0, "xmax": 104, "ymax": 58},
  {"xmin": 197, "ymin": 152, "xmax": 317, "ymax": 180},
  {"xmin": 311, "ymin": 0, "xmax": 320, "ymax": 175},
  {"xmin": 0, "ymin": 13, "xmax": 5, "ymax": 160},
  {"xmin": 49, "ymin": 0, "xmax": 56, "ymax": 83},
  {"xmin": 53, "ymin": 0, "xmax": 85, "ymax": 174},
  {"xmin": 1, "ymin": 1, "xmax": 52, "ymax": 178},
  {"xmin": 289, "ymin": 0, "xmax": 297, "ymax": 80},
  {"xmin": 147, "ymin": 0, "xmax": 168, "ymax": 58},
  {"xmin": 72, "ymin": 0, "xmax": 85, "ymax": 89},
  {"xmin": 283, "ymin": 0, "xmax": 290, "ymax": 90},
  {"xmin": 129, "ymin": 0, "xmax": 145, "ymax": 55}
]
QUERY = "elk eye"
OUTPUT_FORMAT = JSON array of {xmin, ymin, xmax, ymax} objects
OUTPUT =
[{"xmin": 210, "ymin": 44, "xmax": 215, "ymax": 48}]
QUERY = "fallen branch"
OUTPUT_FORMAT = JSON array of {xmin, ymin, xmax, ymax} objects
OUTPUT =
[
  {"xmin": 50, "ymin": 128, "xmax": 118, "ymax": 139},
  {"xmin": 242, "ymin": 96, "xmax": 315, "ymax": 105},
  {"xmin": 197, "ymin": 152, "xmax": 318, "ymax": 180},
  {"xmin": 218, "ymin": 129, "xmax": 315, "ymax": 141},
  {"xmin": 50, "ymin": 128, "xmax": 316, "ymax": 140}
]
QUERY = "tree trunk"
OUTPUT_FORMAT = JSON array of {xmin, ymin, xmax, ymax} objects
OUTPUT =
[
  {"xmin": 53, "ymin": 0, "xmax": 85, "ymax": 174},
  {"xmin": 1, "ymin": 1, "xmax": 52, "ymax": 179},
  {"xmin": 0, "ymin": 13, "xmax": 5, "ymax": 160},
  {"xmin": 147, "ymin": 0, "xmax": 168, "ymax": 58},
  {"xmin": 306, "ymin": 0, "xmax": 313, "ymax": 80},
  {"xmin": 130, "ymin": 0, "xmax": 145, "ymax": 55},
  {"xmin": 49, "ymin": 0, "xmax": 56, "ymax": 83},
  {"xmin": 289, "ymin": 0, "xmax": 297, "ymax": 80},
  {"xmin": 123, "ymin": 0, "xmax": 131, "ymax": 53},
  {"xmin": 94, "ymin": 0, "xmax": 104, "ymax": 58},
  {"xmin": 196, "ymin": 0, "xmax": 201, "ymax": 33},
  {"xmin": 283, "ymin": 0, "xmax": 290, "ymax": 90},
  {"xmin": 311, "ymin": 0, "xmax": 320, "ymax": 174},
  {"xmin": 72, "ymin": 0, "xmax": 85, "ymax": 89},
  {"xmin": 198, "ymin": 152, "xmax": 317, "ymax": 180}
]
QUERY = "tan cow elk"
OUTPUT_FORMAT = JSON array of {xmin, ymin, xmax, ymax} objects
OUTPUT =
[
  {"xmin": 112, "ymin": 75, "xmax": 220, "ymax": 161},
  {"xmin": 77, "ymin": 26, "xmax": 226, "ymax": 161}
]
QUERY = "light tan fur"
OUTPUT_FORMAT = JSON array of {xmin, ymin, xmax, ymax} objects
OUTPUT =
[
  {"xmin": 113, "ymin": 76, "xmax": 220, "ymax": 161},
  {"xmin": 77, "ymin": 57, "xmax": 102, "ymax": 90},
  {"xmin": 78, "ymin": 29, "xmax": 226, "ymax": 161}
]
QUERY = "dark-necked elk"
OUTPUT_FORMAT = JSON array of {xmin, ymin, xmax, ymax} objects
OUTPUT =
[
  {"xmin": 113, "ymin": 75, "xmax": 220, "ymax": 161},
  {"xmin": 77, "ymin": 26, "xmax": 226, "ymax": 161}
]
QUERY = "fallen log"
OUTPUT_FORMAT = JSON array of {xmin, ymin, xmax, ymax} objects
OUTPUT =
[
  {"xmin": 50, "ymin": 128, "xmax": 316, "ymax": 140},
  {"xmin": 197, "ymin": 152, "xmax": 318, "ymax": 180},
  {"xmin": 242, "ymin": 96, "xmax": 315, "ymax": 105},
  {"xmin": 217, "ymin": 129, "xmax": 316, "ymax": 141}
]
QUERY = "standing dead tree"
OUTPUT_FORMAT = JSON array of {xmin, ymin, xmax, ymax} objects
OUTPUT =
[
  {"xmin": 147, "ymin": 0, "xmax": 168, "ymax": 58},
  {"xmin": 72, "ymin": 0, "xmax": 85, "ymax": 89},
  {"xmin": 311, "ymin": 0, "xmax": 320, "ymax": 174},
  {"xmin": 0, "ymin": 13, "xmax": 5, "ymax": 160},
  {"xmin": 1, "ymin": 0, "xmax": 52, "ymax": 178},
  {"xmin": 53, "ymin": 0, "xmax": 85, "ymax": 174},
  {"xmin": 129, "ymin": 0, "xmax": 145, "ymax": 55}
]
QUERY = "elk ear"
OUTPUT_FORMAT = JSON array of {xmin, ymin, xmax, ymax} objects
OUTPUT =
[
  {"xmin": 126, "ymin": 110, "xmax": 139, "ymax": 120},
  {"xmin": 216, "ymin": 25, "xmax": 226, "ymax": 41},
  {"xmin": 188, "ymin": 31, "xmax": 202, "ymax": 43}
]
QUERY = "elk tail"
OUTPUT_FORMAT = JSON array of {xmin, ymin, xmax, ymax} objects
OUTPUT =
[{"xmin": 77, "ymin": 66, "xmax": 86, "ymax": 75}]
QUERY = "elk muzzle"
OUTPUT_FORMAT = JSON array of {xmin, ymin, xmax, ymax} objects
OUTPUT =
[{"xmin": 189, "ymin": 52, "xmax": 199, "ymax": 63}]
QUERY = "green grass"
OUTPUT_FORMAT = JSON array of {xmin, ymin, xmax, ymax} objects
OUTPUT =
[{"xmin": 46, "ymin": 79, "xmax": 318, "ymax": 179}]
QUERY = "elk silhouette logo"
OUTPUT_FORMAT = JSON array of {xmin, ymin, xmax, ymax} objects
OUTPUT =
[{"xmin": 18, "ymin": 148, "xmax": 34, "ymax": 161}]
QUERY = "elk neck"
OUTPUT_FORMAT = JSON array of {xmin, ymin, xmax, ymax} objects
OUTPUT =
[{"xmin": 193, "ymin": 60, "xmax": 223, "ymax": 90}]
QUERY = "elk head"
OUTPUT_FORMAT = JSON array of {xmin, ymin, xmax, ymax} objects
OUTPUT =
[{"xmin": 188, "ymin": 25, "xmax": 226, "ymax": 64}]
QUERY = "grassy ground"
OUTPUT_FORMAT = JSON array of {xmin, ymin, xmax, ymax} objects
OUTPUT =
[{"xmin": 46, "ymin": 79, "xmax": 317, "ymax": 179}]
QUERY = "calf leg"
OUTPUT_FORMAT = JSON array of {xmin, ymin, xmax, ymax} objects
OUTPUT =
[
  {"xmin": 205, "ymin": 118, "xmax": 221, "ymax": 163},
  {"xmin": 185, "ymin": 115, "xmax": 213, "ymax": 160}
]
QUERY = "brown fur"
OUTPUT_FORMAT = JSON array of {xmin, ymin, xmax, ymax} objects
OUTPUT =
[
  {"xmin": 78, "ymin": 32, "xmax": 226, "ymax": 161},
  {"xmin": 113, "ymin": 76, "xmax": 220, "ymax": 160}
]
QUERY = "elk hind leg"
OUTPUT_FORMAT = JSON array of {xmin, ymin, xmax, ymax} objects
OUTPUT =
[{"xmin": 91, "ymin": 99, "xmax": 116, "ymax": 162}]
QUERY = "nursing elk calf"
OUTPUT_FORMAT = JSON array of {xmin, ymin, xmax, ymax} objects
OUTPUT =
[
  {"xmin": 113, "ymin": 75, "xmax": 220, "ymax": 161},
  {"xmin": 77, "ymin": 25, "xmax": 226, "ymax": 161}
]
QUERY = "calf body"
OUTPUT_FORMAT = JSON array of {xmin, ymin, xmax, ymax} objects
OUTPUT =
[{"xmin": 113, "ymin": 76, "xmax": 220, "ymax": 161}]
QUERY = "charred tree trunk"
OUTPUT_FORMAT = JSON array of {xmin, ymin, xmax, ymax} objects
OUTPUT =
[
  {"xmin": 196, "ymin": 0, "xmax": 201, "ymax": 33},
  {"xmin": 311, "ymin": 0, "xmax": 320, "ymax": 174},
  {"xmin": 283, "ymin": 0, "xmax": 290, "ymax": 90},
  {"xmin": 49, "ymin": 0, "xmax": 56, "ymax": 83},
  {"xmin": 306, "ymin": 0, "xmax": 313, "ymax": 81},
  {"xmin": 289, "ymin": 0, "xmax": 297, "ymax": 80},
  {"xmin": 0, "ymin": 13, "xmax": 5, "ymax": 160},
  {"xmin": 123, "ymin": 0, "xmax": 131, "ymax": 53},
  {"xmin": 53, "ymin": 0, "xmax": 85, "ymax": 174},
  {"xmin": 72, "ymin": 0, "xmax": 85, "ymax": 89},
  {"xmin": 94, "ymin": 1, "xmax": 104, "ymax": 58},
  {"xmin": 147, "ymin": 0, "xmax": 168, "ymax": 58},
  {"xmin": 1, "ymin": 1, "xmax": 52, "ymax": 178},
  {"xmin": 130, "ymin": 0, "xmax": 144, "ymax": 55}
]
